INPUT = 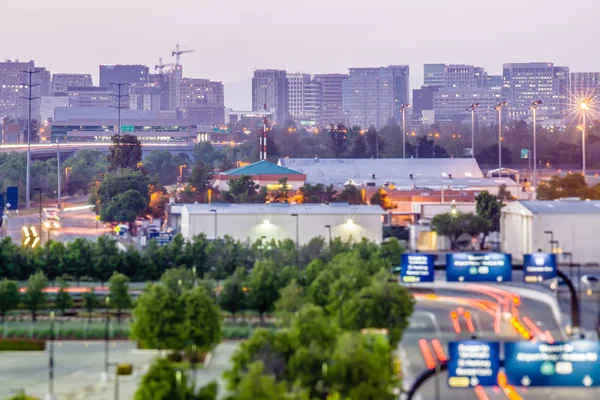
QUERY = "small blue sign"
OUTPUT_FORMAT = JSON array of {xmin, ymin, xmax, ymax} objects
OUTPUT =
[
  {"xmin": 448, "ymin": 341, "xmax": 500, "ymax": 388},
  {"xmin": 6, "ymin": 186, "xmax": 18, "ymax": 210},
  {"xmin": 523, "ymin": 253, "xmax": 557, "ymax": 283},
  {"xmin": 505, "ymin": 341, "xmax": 600, "ymax": 387},
  {"xmin": 400, "ymin": 254, "xmax": 435, "ymax": 283},
  {"xmin": 446, "ymin": 253, "xmax": 512, "ymax": 282}
]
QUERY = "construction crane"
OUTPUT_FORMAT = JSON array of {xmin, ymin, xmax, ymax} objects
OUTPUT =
[
  {"xmin": 172, "ymin": 44, "xmax": 194, "ymax": 66},
  {"xmin": 155, "ymin": 58, "xmax": 174, "ymax": 75}
]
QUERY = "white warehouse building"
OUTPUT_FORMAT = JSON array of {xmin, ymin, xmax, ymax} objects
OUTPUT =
[
  {"xmin": 179, "ymin": 203, "xmax": 384, "ymax": 245},
  {"xmin": 501, "ymin": 200, "xmax": 600, "ymax": 264}
]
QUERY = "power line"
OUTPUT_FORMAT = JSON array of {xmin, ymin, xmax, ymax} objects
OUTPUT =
[
  {"xmin": 21, "ymin": 70, "xmax": 40, "ymax": 209},
  {"xmin": 109, "ymin": 83, "xmax": 129, "ymax": 135}
]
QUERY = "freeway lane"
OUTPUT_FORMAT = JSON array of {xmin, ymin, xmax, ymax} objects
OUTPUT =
[{"xmin": 401, "ymin": 283, "xmax": 600, "ymax": 399}]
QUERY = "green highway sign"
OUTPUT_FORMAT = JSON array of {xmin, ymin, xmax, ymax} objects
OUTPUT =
[
  {"xmin": 521, "ymin": 149, "xmax": 529, "ymax": 159},
  {"xmin": 120, "ymin": 125, "xmax": 135, "ymax": 133}
]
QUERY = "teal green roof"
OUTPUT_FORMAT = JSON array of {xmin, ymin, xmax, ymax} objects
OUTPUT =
[{"xmin": 224, "ymin": 160, "xmax": 303, "ymax": 176}]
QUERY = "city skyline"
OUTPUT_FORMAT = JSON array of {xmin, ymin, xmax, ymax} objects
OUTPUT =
[{"xmin": 2, "ymin": 0, "xmax": 598, "ymax": 109}]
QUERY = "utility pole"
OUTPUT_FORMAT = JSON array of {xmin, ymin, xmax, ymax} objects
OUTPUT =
[
  {"xmin": 21, "ymin": 70, "xmax": 40, "ymax": 209},
  {"xmin": 110, "ymin": 83, "xmax": 129, "ymax": 135},
  {"xmin": 56, "ymin": 139, "xmax": 61, "ymax": 209}
]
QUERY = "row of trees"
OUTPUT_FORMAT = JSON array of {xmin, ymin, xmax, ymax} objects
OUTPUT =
[
  {"xmin": 131, "ymin": 236, "xmax": 412, "ymax": 399},
  {"xmin": 0, "ymin": 271, "xmax": 132, "ymax": 322}
]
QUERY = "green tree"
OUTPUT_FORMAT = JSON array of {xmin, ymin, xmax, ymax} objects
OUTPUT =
[
  {"xmin": 100, "ymin": 189, "xmax": 148, "ymax": 224},
  {"xmin": 247, "ymin": 260, "xmax": 281, "ymax": 321},
  {"xmin": 226, "ymin": 361, "xmax": 301, "ymax": 400},
  {"xmin": 64, "ymin": 239, "xmax": 94, "ymax": 285},
  {"xmin": 181, "ymin": 286, "xmax": 222, "ymax": 351},
  {"xmin": 55, "ymin": 278, "xmax": 73, "ymax": 315},
  {"xmin": 108, "ymin": 133, "xmax": 143, "ymax": 172},
  {"xmin": 369, "ymin": 188, "xmax": 396, "ymax": 210},
  {"xmin": 219, "ymin": 267, "xmax": 247, "ymax": 320},
  {"xmin": 328, "ymin": 332, "xmax": 397, "ymax": 400},
  {"xmin": 270, "ymin": 177, "xmax": 290, "ymax": 203},
  {"xmin": 135, "ymin": 357, "xmax": 218, "ymax": 400},
  {"xmin": 92, "ymin": 236, "xmax": 123, "ymax": 286},
  {"xmin": 351, "ymin": 132, "xmax": 368, "ymax": 158},
  {"xmin": 82, "ymin": 289, "xmax": 100, "ymax": 322},
  {"xmin": 160, "ymin": 267, "xmax": 195, "ymax": 295},
  {"xmin": 339, "ymin": 184, "xmax": 362, "ymax": 205},
  {"xmin": 0, "ymin": 279, "xmax": 19, "ymax": 323},
  {"xmin": 131, "ymin": 283, "xmax": 184, "ymax": 351},
  {"xmin": 62, "ymin": 150, "xmax": 108, "ymax": 195},
  {"xmin": 23, "ymin": 271, "xmax": 48, "ymax": 322},
  {"xmin": 143, "ymin": 150, "xmax": 190, "ymax": 186},
  {"xmin": 537, "ymin": 174, "xmax": 591, "ymax": 200},
  {"xmin": 189, "ymin": 161, "xmax": 214, "ymax": 195},
  {"xmin": 97, "ymin": 171, "xmax": 150, "ymax": 207},
  {"xmin": 109, "ymin": 272, "xmax": 132, "ymax": 323},
  {"xmin": 340, "ymin": 272, "xmax": 414, "ymax": 346},
  {"xmin": 430, "ymin": 212, "xmax": 465, "ymax": 250},
  {"xmin": 274, "ymin": 279, "xmax": 303, "ymax": 326},
  {"xmin": 220, "ymin": 175, "xmax": 266, "ymax": 203}
]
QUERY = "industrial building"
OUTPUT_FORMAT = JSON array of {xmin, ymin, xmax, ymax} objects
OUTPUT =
[
  {"xmin": 215, "ymin": 160, "xmax": 306, "ymax": 190},
  {"xmin": 501, "ymin": 200, "xmax": 600, "ymax": 263},
  {"xmin": 178, "ymin": 203, "xmax": 384, "ymax": 245}
]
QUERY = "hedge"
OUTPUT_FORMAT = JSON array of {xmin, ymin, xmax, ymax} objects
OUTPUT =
[
  {"xmin": 2, "ymin": 327, "xmax": 129, "ymax": 340},
  {"xmin": 0, "ymin": 339, "xmax": 46, "ymax": 351}
]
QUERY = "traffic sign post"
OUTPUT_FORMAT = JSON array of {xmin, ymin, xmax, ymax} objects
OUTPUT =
[
  {"xmin": 521, "ymin": 149, "xmax": 530, "ymax": 159},
  {"xmin": 446, "ymin": 253, "xmax": 512, "ymax": 282},
  {"xmin": 401, "ymin": 254, "xmax": 436, "ymax": 283},
  {"xmin": 448, "ymin": 341, "xmax": 500, "ymax": 388},
  {"xmin": 505, "ymin": 341, "xmax": 600, "ymax": 387},
  {"xmin": 523, "ymin": 253, "xmax": 557, "ymax": 283}
]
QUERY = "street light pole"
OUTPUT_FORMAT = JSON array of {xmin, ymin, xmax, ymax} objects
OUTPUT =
[
  {"xmin": 495, "ymin": 101, "xmax": 507, "ymax": 176},
  {"xmin": 48, "ymin": 310, "xmax": 55, "ymax": 400},
  {"xmin": 34, "ymin": 188, "xmax": 42, "ymax": 242},
  {"xmin": 324, "ymin": 225, "xmax": 332, "ymax": 256},
  {"xmin": 291, "ymin": 214, "xmax": 299, "ymax": 249},
  {"xmin": 466, "ymin": 103, "xmax": 479, "ymax": 158},
  {"xmin": 399, "ymin": 104, "xmax": 410, "ymax": 159},
  {"xmin": 580, "ymin": 100, "xmax": 590, "ymax": 180},
  {"xmin": 530, "ymin": 100, "xmax": 542, "ymax": 194},
  {"xmin": 210, "ymin": 208, "xmax": 217, "ymax": 240},
  {"xmin": 104, "ymin": 296, "xmax": 110, "ymax": 377}
]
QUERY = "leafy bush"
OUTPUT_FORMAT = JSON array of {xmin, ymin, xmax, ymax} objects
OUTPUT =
[{"xmin": 0, "ymin": 339, "xmax": 46, "ymax": 351}]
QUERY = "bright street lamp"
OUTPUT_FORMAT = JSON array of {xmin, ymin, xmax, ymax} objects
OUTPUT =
[
  {"xmin": 580, "ymin": 99, "xmax": 591, "ymax": 180},
  {"xmin": 495, "ymin": 101, "xmax": 508, "ymax": 176},
  {"xmin": 466, "ymin": 103, "xmax": 479, "ymax": 158},
  {"xmin": 530, "ymin": 100, "xmax": 543, "ymax": 193}
]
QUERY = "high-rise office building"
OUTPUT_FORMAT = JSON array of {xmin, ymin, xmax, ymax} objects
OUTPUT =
[
  {"xmin": 67, "ymin": 87, "xmax": 112, "ymax": 108},
  {"xmin": 571, "ymin": 72, "xmax": 600, "ymax": 99},
  {"xmin": 129, "ymin": 84, "xmax": 162, "ymax": 112},
  {"xmin": 304, "ymin": 81, "xmax": 322, "ymax": 124},
  {"xmin": 179, "ymin": 78, "xmax": 225, "ymax": 125},
  {"xmin": 99, "ymin": 65, "xmax": 149, "ymax": 88},
  {"xmin": 484, "ymin": 75, "xmax": 503, "ymax": 88},
  {"xmin": 252, "ymin": 69, "xmax": 288, "ymax": 124},
  {"xmin": 313, "ymin": 73, "xmax": 348, "ymax": 126},
  {"xmin": 424, "ymin": 64, "xmax": 486, "ymax": 88},
  {"xmin": 433, "ymin": 87, "xmax": 502, "ymax": 124},
  {"xmin": 342, "ymin": 65, "xmax": 409, "ymax": 128},
  {"xmin": 0, "ymin": 60, "xmax": 49, "ymax": 121},
  {"xmin": 52, "ymin": 74, "xmax": 93, "ymax": 94},
  {"xmin": 287, "ymin": 73, "xmax": 311, "ymax": 121},
  {"xmin": 502, "ymin": 62, "xmax": 569, "ymax": 121},
  {"xmin": 412, "ymin": 85, "xmax": 440, "ymax": 126}
]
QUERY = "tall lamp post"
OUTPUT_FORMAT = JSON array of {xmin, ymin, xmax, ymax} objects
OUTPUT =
[
  {"xmin": 104, "ymin": 296, "xmax": 110, "ymax": 379},
  {"xmin": 399, "ymin": 104, "xmax": 410, "ymax": 159},
  {"xmin": 495, "ymin": 101, "xmax": 508, "ymax": 176},
  {"xmin": 466, "ymin": 103, "xmax": 479, "ymax": 158},
  {"xmin": 530, "ymin": 100, "xmax": 542, "ymax": 193},
  {"xmin": 210, "ymin": 208, "xmax": 217, "ymax": 240},
  {"xmin": 34, "ymin": 188, "xmax": 42, "ymax": 242},
  {"xmin": 580, "ymin": 100, "xmax": 591, "ymax": 180},
  {"xmin": 47, "ymin": 310, "xmax": 55, "ymax": 400},
  {"xmin": 291, "ymin": 214, "xmax": 299, "ymax": 249},
  {"xmin": 324, "ymin": 224, "xmax": 332, "ymax": 256}
]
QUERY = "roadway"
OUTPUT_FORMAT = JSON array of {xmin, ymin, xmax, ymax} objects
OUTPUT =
[
  {"xmin": 3, "ymin": 207, "xmax": 105, "ymax": 244},
  {"xmin": 401, "ymin": 280, "xmax": 600, "ymax": 399}
]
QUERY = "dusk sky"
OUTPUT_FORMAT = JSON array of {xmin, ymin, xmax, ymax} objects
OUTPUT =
[{"xmin": 2, "ymin": 0, "xmax": 598, "ymax": 109}]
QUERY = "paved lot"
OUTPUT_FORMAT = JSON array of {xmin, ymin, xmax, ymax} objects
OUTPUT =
[{"xmin": 0, "ymin": 341, "xmax": 240, "ymax": 400}]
